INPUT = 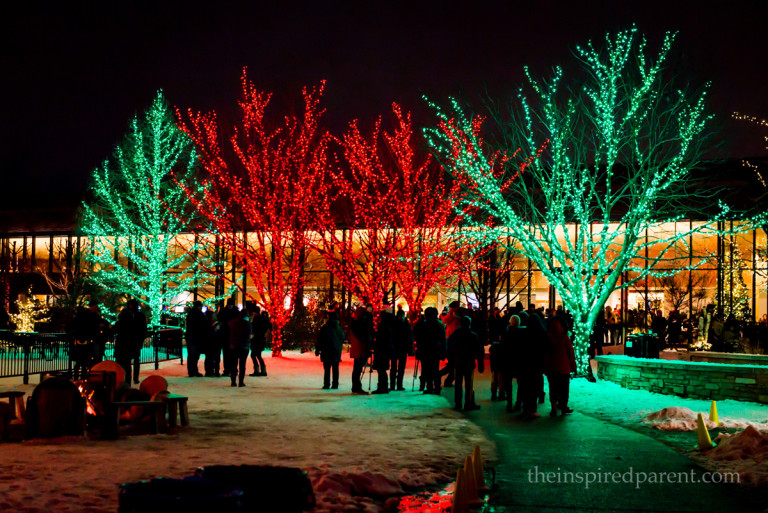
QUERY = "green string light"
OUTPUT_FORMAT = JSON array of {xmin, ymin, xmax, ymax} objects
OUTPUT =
[{"xmin": 80, "ymin": 90, "xmax": 222, "ymax": 326}]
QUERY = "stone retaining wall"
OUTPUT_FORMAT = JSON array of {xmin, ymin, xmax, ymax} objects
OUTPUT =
[{"xmin": 596, "ymin": 355, "xmax": 768, "ymax": 404}]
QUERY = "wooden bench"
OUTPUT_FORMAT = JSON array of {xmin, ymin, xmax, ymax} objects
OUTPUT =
[
  {"xmin": 0, "ymin": 391, "xmax": 26, "ymax": 420},
  {"xmin": 165, "ymin": 394, "xmax": 189, "ymax": 428},
  {"xmin": 108, "ymin": 400, "xmax": 168, "ymax": 436}
]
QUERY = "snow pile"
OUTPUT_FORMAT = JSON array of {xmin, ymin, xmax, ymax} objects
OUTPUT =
[
  {"xmin": 641, "ymin": 406, "xmax": 768, "ymax": 432},
  {"xmin": 640, "ymin": 407, "xmax": 768, "ymax": 432},
  {"xmin": 0, "ymin": 351, "xmax": 493, "ymax": 513},
  {"xmin": 642, "ymin": 407, "xmax": 712, "ymax": 431},
  {"xmin": 693, "ymin": 426, "xmax": 768, "ymax": 486}
]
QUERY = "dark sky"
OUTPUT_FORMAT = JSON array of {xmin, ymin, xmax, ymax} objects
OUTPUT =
[{"xmin": 2, "ymin": 1, "xmax": 767, "ymax": 209}]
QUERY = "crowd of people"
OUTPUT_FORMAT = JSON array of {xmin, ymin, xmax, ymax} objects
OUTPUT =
[
  {"xmin": 184, "ymin": 298, "xmax": 272, "ymax": 387},
  {"xmin": 313, "ymin": 299, "xmax": 578, "ymax": 417},
  {"xmin": 63, "ymin": 295, "xmax": 584, "ymax": 417}
]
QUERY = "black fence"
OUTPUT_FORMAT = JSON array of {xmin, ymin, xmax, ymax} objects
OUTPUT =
[{"xmin": 0, "ymin": 327, "xmax": 184, "ymax": 384}]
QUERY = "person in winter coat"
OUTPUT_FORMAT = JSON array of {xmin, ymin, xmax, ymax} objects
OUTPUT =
[
  {"xmin": 545, "ymin": 315, "xmax": 577, "ymax": 416},
  {"xmin": 218, "ymin": 298, "xmax": 239, "ymax": 377},
  {"xmin": 203, "ymin": 309, "xmax": 220, "ymax": 377},
  {"xmin": 390, "ymin": 309, "xmax": 414, "ymax": 391},
  {"xmin": 185, "ymin": 301, "xmax": 207, "ymax": 377},
  {"xmin": 316, "ymin": 311, "xmax": 345, "ymax": 389},
  {"xmin": 413, "ymin": 307, "xmax": 446, "ymax": 395},
  {"xmin": 372, "ymin": 303, "xmax": 396, "ymax": 394},
  {"xmin": 489, "ymin": 337, "xmax": 505, "ymax": 401},
  {"xmin": 228, "ymin": 309, "xmax": 251, "ymax": 387},
  {"xmin": 349, "ymin": 306, "xmax": 373, "ymax": 394},
  {"xmin": 447, "ymin": 315, "xmax": 484, "ymax": 410},
  {"xmin": 502, "ymin": 315, "xmax": 523, "ymax": 412},
  {"xmin": 249, "ymin": 305, "xmax": 271, "ymax": 376},
  {"xmin": 114, "ymin": 299, "xmax": 147, "ymax": 384},
  {"xmin": 516, "ymin": 313, "xmax": 547, "ymax": 417},
  {"xmin": 439, "ymin": 301, "xmax": 462, "ymax": 387},
  {"xmin": 69, "ymin": 305, "xmax": 98, "ymax": 379}
]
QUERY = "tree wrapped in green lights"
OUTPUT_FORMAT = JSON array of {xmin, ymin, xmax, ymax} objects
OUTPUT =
[
  {"xmin": 719, "ymin": 240, "xmax": 751, "ymax": 320},
  {"xmin": 81, "ymin": 91, "xmax": 219, "ymax": 327},
  {"xmin": 426, "ymin": 28, "xmax": 728, "ymax": 373}
]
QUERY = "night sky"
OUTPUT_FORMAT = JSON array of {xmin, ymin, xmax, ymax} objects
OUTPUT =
[{"xmin": 2, "ymin": 1, "xmax": 767, "ymax": 209}]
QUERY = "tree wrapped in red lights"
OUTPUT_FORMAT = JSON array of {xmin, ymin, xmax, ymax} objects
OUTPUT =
[
  {"xmin": 178, "ymin": 70, "xmax": 333, "ymax": 355},
  {"xmin": 315, "ymin": 104, "xmax": 476, "ymax": 314},
  {"xmin": 384, "ymin": 105, "xmax": 474, "ymax": 313}
]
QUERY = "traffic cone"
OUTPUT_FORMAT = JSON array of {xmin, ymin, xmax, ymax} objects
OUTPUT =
[
  {"xmin": 696, "ymin": 413, "xmax": 714, "ymax": 450},
  {"xmin": 472, "ymin": 445, "xmax": 487, "ymax": 492},
  {"xmin": 452, "ymin": 467, "xmax": 469, "ymax": 513},
  {"xmin": 709, "ymin": 400, "xmax": 719, "ymax": 426}
]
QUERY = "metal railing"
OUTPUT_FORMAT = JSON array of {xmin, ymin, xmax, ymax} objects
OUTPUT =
[{"xmin": 0, "ymin": 327, "xmax": 184, "ymax": 384}]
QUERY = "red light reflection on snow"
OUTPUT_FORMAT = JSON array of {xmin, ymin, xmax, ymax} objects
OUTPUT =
[{"xmin": 397, "ymin": 484, "xmax": 454, "ymax": 512}]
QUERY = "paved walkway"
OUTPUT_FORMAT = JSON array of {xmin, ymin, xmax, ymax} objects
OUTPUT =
[{"xmin": 451, "ymin": 372, "xmax": 767, "ymax": 513}]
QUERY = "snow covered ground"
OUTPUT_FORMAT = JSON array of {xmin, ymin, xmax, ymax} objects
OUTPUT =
[
  {"xmin": 0, "ymin": 352, "xmax": 493, "ymax": 513},
  {"xmin": 569, "ymin": 374, "xmax": 768, "ymax": 486}
]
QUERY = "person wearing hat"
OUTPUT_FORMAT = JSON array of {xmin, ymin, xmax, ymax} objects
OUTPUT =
[{"xmin": 316, "ymin": 311, "xmax": 345, "ymax": 389}]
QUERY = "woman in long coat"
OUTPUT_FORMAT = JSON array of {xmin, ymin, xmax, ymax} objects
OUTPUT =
[{"xmin": 545, "ymin": 315, "xmax": 577, "ymax": 416}]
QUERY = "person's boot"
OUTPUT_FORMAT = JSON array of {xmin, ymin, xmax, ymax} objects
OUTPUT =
[
  {"xmin": 372, "ymin": 388, "xmax": 389, "ymax": 395},
  {"xmin": 491, "ymin": 390, "xmax": 498, "ymax": 402},
  {"xmin": 238, "ymin": 380, "xmax": 246, "ymax": 387},
  {"xmin": 230, "ymin": 380, "xmax": 237, "ymax": 387},
  {"xmin": 550, "ymin": 405, "xmax": 558, "ymax": 417},
  {"xmin": 419, "ymin": 377, "xmax": 425, "ymax": 392}
]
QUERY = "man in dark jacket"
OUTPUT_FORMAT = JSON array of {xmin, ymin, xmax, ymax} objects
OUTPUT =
[
  {"xmin": 413, "ymin": 307, "xmax": 446, "ymax": 394},
  {"xmin": 316, "ymin": 311, "xmax": 345, "ymax": 389},
  {"xmin": 185, "ymin": 301, "xmax": 207, "ymax": 377},
  {"xmin": 390, "ymin": 309, "xmax": 414, "ymax": 391},
  {"xmin": 228, "ymin": 309, "xmax": 251, "ymax": 387},
  {"xmin": 217, "ymin": 298, "xmax": 239, "ymax": 377},
  {"xmin": 448, "ymin": 315, "xmax": 484, "ymax": 410},
  {"xmin": 372, "ymin": 303, "xmax": 396, "ymax": 394}
]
